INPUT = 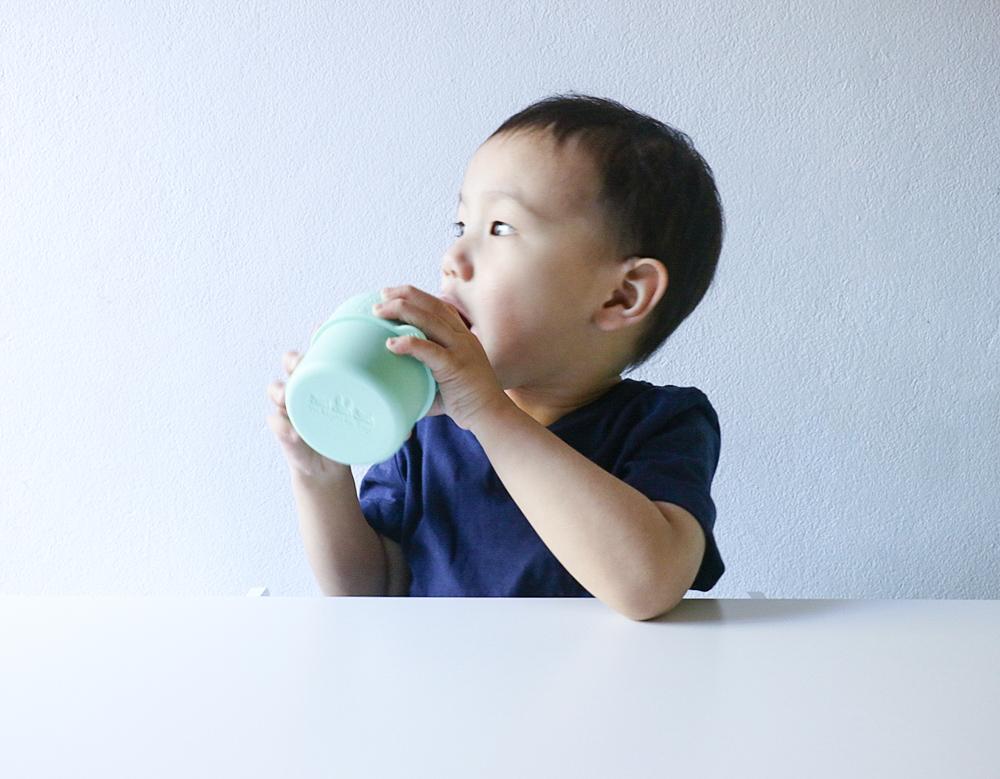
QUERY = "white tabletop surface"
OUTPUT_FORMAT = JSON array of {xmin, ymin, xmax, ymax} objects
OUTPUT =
[{"xmin": 1, "ymin": 596, "xmax": 998, "ymax": 778}]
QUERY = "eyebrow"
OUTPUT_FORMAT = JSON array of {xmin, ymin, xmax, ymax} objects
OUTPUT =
[{"xmin": 458, "ymin": 189, "xmax": 545, "ymax": 220}]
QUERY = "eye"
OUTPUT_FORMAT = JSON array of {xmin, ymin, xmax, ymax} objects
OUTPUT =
[{"xmin": 450, "ymin": 221, "xmax": 514, "ymax": 238}]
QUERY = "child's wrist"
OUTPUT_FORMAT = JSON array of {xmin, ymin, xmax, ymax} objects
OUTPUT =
[{"xmin": 291, "ymin": 463, "xmax": 354, "ymax": 492}]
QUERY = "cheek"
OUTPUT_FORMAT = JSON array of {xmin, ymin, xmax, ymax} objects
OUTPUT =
[
  {"xmin": 480, "ymin": 274, "xmax": 567, "ymax": 340},
  {"xmin": 476, "ymin": 303, "xmax": 523, "ymax": 351},
  {"xmin": 493, "ymin": 297, "xmax": 541, "ymax": 332},
  {"xmin": 517, "ymin": 282, "xmax": 571, "ymax": 327}
]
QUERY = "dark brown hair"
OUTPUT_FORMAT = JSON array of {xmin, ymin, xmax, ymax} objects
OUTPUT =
[{"xmin": 488, "ymin": 93, "xmax": 724, "ymax": 374}]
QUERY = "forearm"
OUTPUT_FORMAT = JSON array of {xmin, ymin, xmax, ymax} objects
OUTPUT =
[
  {"xmin": 470, "ymin": 399, "xmax": 674, "ymax": 619},
  {"xmin": 290, "ymin": 468, "xmax": 387, "ymax": 596}
]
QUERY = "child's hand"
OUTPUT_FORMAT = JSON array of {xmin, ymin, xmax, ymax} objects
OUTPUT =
[
  {"xmin": 266, "ymin": 323, "xmax": 351, "ymax": 482},
  {"xmin": 373, "ymin": 285, "xmax": 510, "ymax": 431}
]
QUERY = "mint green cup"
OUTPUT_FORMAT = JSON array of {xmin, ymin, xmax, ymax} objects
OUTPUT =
[{"xmin": 284, "ymin": 290, "xmax": 437, "ymax": 465}]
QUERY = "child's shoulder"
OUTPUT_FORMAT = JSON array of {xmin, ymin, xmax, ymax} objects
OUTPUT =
[
  {"xmin": 618, "ymin": 377, "xmax": 714, "ymax": 410},
  {"xmin": 607, "ymin": 380, "xmax": 721, "ymax": 461},
  {"xmin": 613, "ymin": 378, "xmax": 719, "ymax": 430}
]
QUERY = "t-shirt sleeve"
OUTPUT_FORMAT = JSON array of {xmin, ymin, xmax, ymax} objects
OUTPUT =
[
  {"xmin": 357, "ymin": 450, "xmax": 407, "ymax": 545},
  {"xmin": 615, "ymin": 390, "xmax": 725, "ymax": 591}
]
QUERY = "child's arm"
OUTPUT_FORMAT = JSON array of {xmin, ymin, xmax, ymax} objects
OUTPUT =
[
  {"xmin": 372, "ymin": 285, "xmax": 705, "ymax": 616},
  {"xmin": 291, "ymin": 468, "xmax": 388, "ymax": 596},
  {"xmin": 470, "ymin": 402, "xmax": 702, "ymax": 621}
]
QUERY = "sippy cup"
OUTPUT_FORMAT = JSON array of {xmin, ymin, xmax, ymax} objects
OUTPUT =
[{"xmin": 284, "ymin": 290, "xmax": 438, "ymax": 465}]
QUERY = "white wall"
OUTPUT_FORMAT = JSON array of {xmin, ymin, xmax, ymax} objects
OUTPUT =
[{"xmin": 2, "ymin": 0, "xmax": 998, "ymax": 598}]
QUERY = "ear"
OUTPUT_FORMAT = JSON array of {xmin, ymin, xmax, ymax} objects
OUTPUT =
[{"xmin": 593, "ymin": 257, "xmax": 668, "ymax": 333}]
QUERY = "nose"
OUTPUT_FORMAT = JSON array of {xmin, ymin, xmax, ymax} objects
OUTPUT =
[{"xmin": 440, "ymin": 246, "xmax": 472, "ymax": 282}]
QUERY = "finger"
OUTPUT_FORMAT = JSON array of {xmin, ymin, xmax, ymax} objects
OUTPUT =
[
  {"xmin": 373, "ymin": 297, "xmax": 460, "ymax": 342},
  {"xmin": 266, "ymin": 412, "xmax": 295, "ymax": 441},
  {"xmin": 283, "ymin": 351, "xmax": 300, "ymax": 374},
  {"xmin": 267, "ymin": 381, "xmax": 291, "ymax": 418},
  {"xmin": 382, "ymin": 285, "xmax": 467, "ymax": 330},
  {"xmin": 385, "ymin": 334, "xmax": 447, "ymax": 372},
  {"xmin": 267, "ymin": 381, "xmax": 285, "ymax": 407}
]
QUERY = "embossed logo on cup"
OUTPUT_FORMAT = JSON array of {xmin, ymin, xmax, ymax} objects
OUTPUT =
[{"xmin": 307, "ymin": 391, "xmax": 374, "ymax": 431}]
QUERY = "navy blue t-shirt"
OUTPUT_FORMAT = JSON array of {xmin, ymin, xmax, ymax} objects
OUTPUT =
[{"xmin": 358, "ymin": 378, "xmax": 724, "ymax": 597}]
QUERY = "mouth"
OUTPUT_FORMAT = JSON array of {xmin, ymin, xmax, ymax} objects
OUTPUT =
[{"xmin": 439, "ymin": 294, "xmax": 474, "ymax": 330}]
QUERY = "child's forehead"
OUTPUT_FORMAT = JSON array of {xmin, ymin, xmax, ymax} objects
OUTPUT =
[{"xmin": 463, "ymin": 131, "xmax": 603, "ymax": 217}]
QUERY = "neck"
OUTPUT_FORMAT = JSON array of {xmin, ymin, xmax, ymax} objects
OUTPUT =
[{"xmin": 504, "ymin": 375, "xmax": 622, "ymax": 428}]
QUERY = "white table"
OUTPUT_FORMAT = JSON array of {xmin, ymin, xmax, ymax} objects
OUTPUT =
[{"xmin": 1, "ymin": 597, "xmax": 997, "ymax": 778}]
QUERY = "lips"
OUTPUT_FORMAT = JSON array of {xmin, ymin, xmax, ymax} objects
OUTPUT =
[{"xmin": 438, "ymin": 294, "xmax": 473, "ymax": 329}]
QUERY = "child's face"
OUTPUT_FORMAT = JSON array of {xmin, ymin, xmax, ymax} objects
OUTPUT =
[{"xmin": 440, "ymin": 130, "xmax": 628, "ymax": 392}]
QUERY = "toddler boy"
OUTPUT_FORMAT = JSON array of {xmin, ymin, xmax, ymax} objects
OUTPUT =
[{"xmin": 269, "ymin": 93, "xmax": 724, "ymax": 621}]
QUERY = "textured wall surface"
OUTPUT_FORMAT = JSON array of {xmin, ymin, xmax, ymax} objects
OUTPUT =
[{"xmin": 2, "ymin": 1, "xmax": 998, "ymax": 598}]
